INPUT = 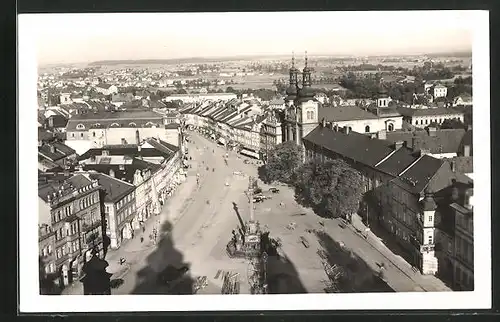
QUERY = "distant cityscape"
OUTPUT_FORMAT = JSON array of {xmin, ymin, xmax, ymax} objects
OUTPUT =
[{"xmin": 37, "ymin": 50, "xmax": 474, "ymax": 296}]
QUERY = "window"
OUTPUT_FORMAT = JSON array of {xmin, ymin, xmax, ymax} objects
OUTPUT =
[
  {"xmin": 56, "ymin": 249, "xmax": 61, "ymax": 259},
  {"xmin": 76, "ymin": 124, "xmax": 85, "ymax": 130},
  {"xmin": 428, "ymin": 215, "xmax": 433, "ymax": 223},
  {"xmin": 129, "ymin": 122, "xmax": 137, "ymax": 127},
  {"xmin": 80, "ymin": 133, "xmax": 84, "ymax": 138},
  {"xmin": 387, "ymin": 123, "xmax": 394, "ymax": 131},
  {"xmin": 427, "ymin": 234, "xmax": 433, "ymax": 245},
  {"xmin": 110, "ymin": 123, "xmax": 120, "ymax": 127},
  {"xmin": 364, "ymin": 125, "xmax": 370, "ymax": 133},
  {"xmin": 105, "ymin": 205, "xmax": 110, "ymax": 213},
  {"xmin": 57, "ymin": 210, "xmax": 61, "ymax": 221},
  {"xmin": 71, "ymin": 133, "xmax": 75, "ymax": 138},
  {"xmin": 48, "ymin": 244, "xmax": 52, "ymax": 254}
]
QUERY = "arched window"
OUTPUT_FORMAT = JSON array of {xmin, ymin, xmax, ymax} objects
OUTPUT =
[
  {"xmin": 145, "ymin": 122, "xmax": 154, "ymax": 127},
  {"xmin": 387, "ymin": 123, "xmax": 394, "ymax": 132},
  {"xmin": 129, "ymin": 122, "xmax": 137, "ymax": 127},
  {"xmin": 110, "ymin": 123, "xmax": 120, "ymax": 127},
  {"xmin": 76, "ymin": 124, "xmax": 85, "ymax": 130},
  {"xmin": 310, "ymin": 111, "xmax": 315, "ymax": 120},
  {"xmin": 348, "ymin": 127, "xmax": 352, "ymax": 132},
  {"xmin": 94, "ymin": 123, "xmax": 101, "ymax": 128},
  {"xmin": 365, "ymin": 125, "xmax": 370, "ymax": 133}
]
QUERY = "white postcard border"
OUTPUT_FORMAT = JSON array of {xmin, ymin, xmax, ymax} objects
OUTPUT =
[{"xmin": 18, "ymin": 10, "xmax": 491, "ymax": 312}]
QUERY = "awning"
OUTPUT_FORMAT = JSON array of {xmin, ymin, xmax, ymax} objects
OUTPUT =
[{"xmin": 240, "ymin": 148, "xmax": 260, "ymax": 159}]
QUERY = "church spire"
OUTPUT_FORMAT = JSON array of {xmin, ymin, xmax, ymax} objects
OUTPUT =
[{"xmin": 302, "ymin": 50, "xmax": 312, "ymax": 87}]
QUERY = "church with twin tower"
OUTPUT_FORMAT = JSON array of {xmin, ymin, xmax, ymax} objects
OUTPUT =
[{"xmin": 282, "ymin": 52, "xmax": 320, "ymax": 158}]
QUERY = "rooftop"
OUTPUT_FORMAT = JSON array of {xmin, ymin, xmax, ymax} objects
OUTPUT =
[
  {"xmin": 318, "ymin": 106, "xmax": 379, "ymax": 122},
  {"xmin": 397, "ymin": 107, "xmax": 464, "ymax": 117},
  {"xmin": 385, "ymin": 128, "xmax": 467, "ymax": 154},
  {"xmin": 87, "ymin": 172, "xmax": 135, "ymax": 203},
  {"xmin": 303, "ymin": 125, "xmax": 394, "ymax": 167},
  {"xmin": 375, "ymin": 147, "xmax": 419, "ymax": 176},
  {"xmin": 38, "ymin": 142, "xmax": 76, "ymax": 161}
]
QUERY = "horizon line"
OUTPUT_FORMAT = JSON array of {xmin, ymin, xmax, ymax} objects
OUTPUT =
[{"xmin": 39, "ymin": 49, "xmax": 472, "ymax": 67}]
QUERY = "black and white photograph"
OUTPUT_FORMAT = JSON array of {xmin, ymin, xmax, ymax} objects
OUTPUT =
[{"xmin": 18, "ymin": 10, "xmax": 491, "ymax": 312}]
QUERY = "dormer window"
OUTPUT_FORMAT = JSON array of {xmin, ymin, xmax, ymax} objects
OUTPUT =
[
  {"xmin": 94, "ymin": 123, "xmax": 101, "ymax": 128},
  {"xmin": 145, "ymin": 122, "xmax": 154, "ymax": 127},
  {"xmin": 76, "ymin": 124, "xmax": 85, "ymax": 130},
  {"xmin": 129, "ymin": 122, "xmax": 137, "ymax": 127},
  {"xmin": 110, "ymin": 123, "xmax": 120, "ymax": 127}
]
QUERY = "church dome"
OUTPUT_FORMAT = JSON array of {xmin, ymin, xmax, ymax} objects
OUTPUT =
[
  {"xmin": 297, "ymin": 86, "xmax": 315, "ymax": 99},
  {"xmin": 286, "ymin": 84, "xmax": 298, "ymax": 96}
]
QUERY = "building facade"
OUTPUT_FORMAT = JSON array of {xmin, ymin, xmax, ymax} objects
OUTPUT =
[{"xmin": 38, "ymin": 174, "xmax": 105, "ymax": 288}]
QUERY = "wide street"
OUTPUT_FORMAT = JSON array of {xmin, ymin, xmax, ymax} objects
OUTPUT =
[
  {"xmin": 71, "ymin": 129, "xmax": 450, "ymax": 295},
  {"xmin": 109, "ymin": 130, "xmax": 260, "ymax": 294}
]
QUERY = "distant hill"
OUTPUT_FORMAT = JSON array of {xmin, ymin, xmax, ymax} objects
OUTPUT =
[
  {"xmin": 426, "ymin": 50, "xmax": 472, "ymax": 58},
  {"xmin": 88, "ymin": 55, "xmax": 289, "ymax": 66}
]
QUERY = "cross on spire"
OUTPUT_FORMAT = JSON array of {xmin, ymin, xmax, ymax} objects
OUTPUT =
[
  {"xmin": 305, "ymin": 50, "xmax": 308, "ymax": 67},
  {"xmin": 292, "ymin": 51, "xmax": 295, "ymax": 68}
]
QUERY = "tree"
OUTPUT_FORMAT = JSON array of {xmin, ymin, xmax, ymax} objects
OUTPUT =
[
  {"xmin": 259, "ymin": 141, "xmax": 303, "ymax": 184},
  {"xmin": 294, "ymin": 158, "xmax": 364, "ymax": 219}
]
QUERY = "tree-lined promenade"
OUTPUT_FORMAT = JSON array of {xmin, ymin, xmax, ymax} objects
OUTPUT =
[{"xmin": 259, "ymin": 141, "xmax": 364, "ymax": 220}]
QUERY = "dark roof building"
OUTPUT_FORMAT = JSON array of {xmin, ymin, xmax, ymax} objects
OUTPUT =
[
  {"xmin": 39, "ymin": 142, "xmax": 76, "ymax": 162},
  {"xmin": 87, "ymin": 172, "xmax": 135, "ymax": 203},
  {"xmin": 385, "ymin": 128, "xmax": 467, "ymax": 155},
  {"xmin": 303, "ymin": 125, "xmax": 394, "ymax": 167}
]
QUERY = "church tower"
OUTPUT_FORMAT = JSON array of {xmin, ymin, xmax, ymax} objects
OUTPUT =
[
  {"xmin": 296, "ymin": 51, "xmax": 319, "ymax": 146},
  {"xmin": 285, "ymin": 52, "xmax": 299, "ymax": 105}
]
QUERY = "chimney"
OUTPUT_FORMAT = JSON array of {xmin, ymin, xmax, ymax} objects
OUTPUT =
[
  {"xmin": 427, "ymin": 126, "xmax": 437, "ymax": 137},
  {"xmin": 393, "ymin": 141, "xmax": 404, "ymax": 150},
  {"xmin": 135, "ymin": 130, "xmax": 140, "ymax": 146},
  {"xmin": 451, "ymin": 159, "xmax": 456, "ymax": 172},
  {"xmin": 344, "ymin": 126, "xmax": 350, "ymax": 135},
  {"xmin": 49, "ymin": 145, "xmax": 56, "ymax": 154},
  {"xmin": 109, "ymin": 169, "xmax": 115, "ymax": 178},
  {"xmin": 328, "ymin": 122, "xmax": 334, "ymax": 130},
  {"xmin": 321, "ymin": 118, "xmax": 326, "ymax": 128},
  {"xmin": 412, "ymin": 136, "xmax": 421, "ymax": 152},
  {"xmin": 377, "ymin": 130, "xmax": 387, "ymax": 140},
  {"xmin": 463, "ymin": 144, "xmax": 471, "ymax": 157}
]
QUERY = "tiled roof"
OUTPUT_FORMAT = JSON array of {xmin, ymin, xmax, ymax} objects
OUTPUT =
[
  {"xmin": 38, "ymin": 174, "xmax": 93, "ymax": 202},
  {"xmin": 87, "ymin": 172, "xmax": 135, "ymax": 203},
  {"xmin": 82, "ymin": 158, "xmax": 161, "ymax": 184},
  {"xmin": 397, "ymin": 107, "xmax": 464, "ymax": 117},
  {"xmin": 39, "ymin": 142, "xmax": 76, "ymax": 161},
  {"xmin": 144, "ymin": 138, "xmax": 179, "ymax": 155},
  {"xmin": 375, "ymin": 147, "xmax": 419, "ymax": 176},
  {"xmin": 318, "ymin": 106, "xmax": 379, "ymax": 122},
  {"xmin": 385, "ymin": 128, "xmax": 466, "ymax": 154},
  {"xmin": 78, "ymin": 144, "xmax": 172, "ymax": 161},
  {"xmin": 66, "ymin": 109, "xmax": 163, "ymax": 131},
  {"xmin": 398, "ymin": 155, "xmax": 444, "ymax": 193},
  {"xmin": 303, "ymin": 126, "xmax": 394, "ymax": 167}
]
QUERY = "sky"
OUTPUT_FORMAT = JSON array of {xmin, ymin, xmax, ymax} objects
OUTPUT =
[{"xmin": 20, "ymin": 11, "xmax": 476, "ymax": 65}]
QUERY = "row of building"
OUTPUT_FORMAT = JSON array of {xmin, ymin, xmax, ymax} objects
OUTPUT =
[
  {"xmin": 38, "ymin": 109, "xmax": 187, "ymax": 291},
  {"xmin": 278, "ymin": 54, "xmax": 474, "ymax": 291}
]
